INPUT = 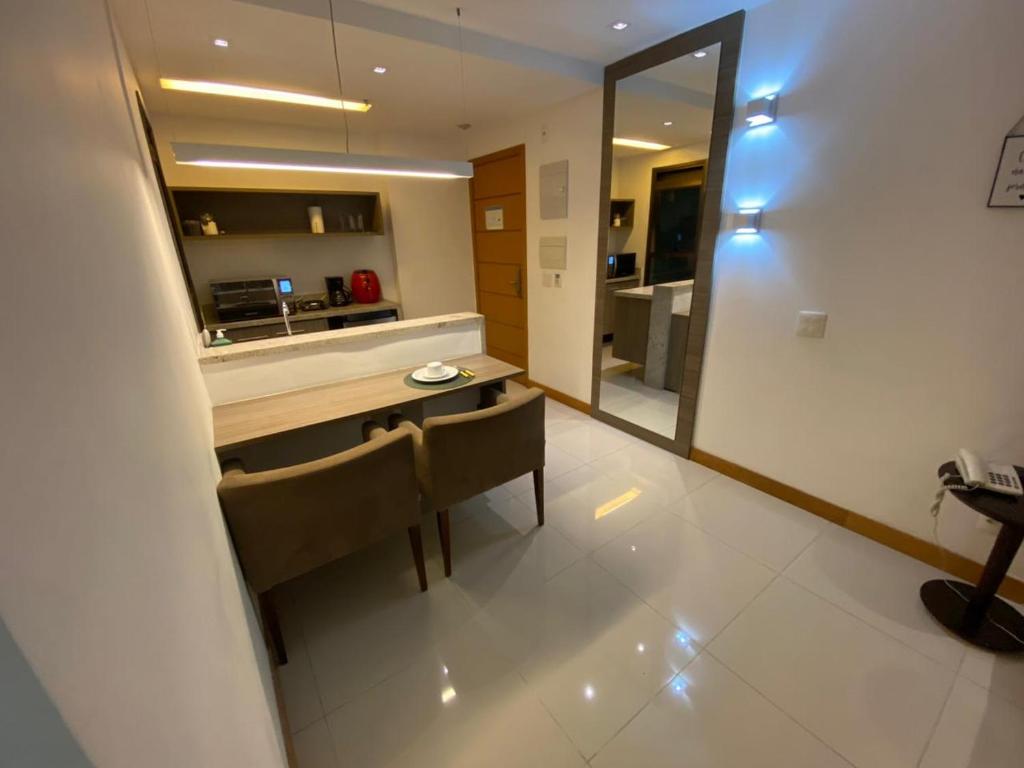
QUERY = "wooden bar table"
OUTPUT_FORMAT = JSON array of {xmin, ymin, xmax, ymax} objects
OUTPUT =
[{"xmin": 212, "ymin": 353, "xmax": 522, "ymax": 452}]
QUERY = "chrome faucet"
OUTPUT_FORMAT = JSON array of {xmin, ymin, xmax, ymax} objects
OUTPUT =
[{"xmin": 281, "ymin": 301, "xmax": 293, "ymax": 336}]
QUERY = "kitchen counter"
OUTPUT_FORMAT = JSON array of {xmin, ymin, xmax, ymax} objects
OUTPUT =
[
  {"xmin": 614, "ymin": 279, "xmax": 694, "ymax": 316},
  {"xmin": 201, "ymin": 299, "xmax": 401, "ymax": 331},
  {"xmin": 199, "ymin": 312, "xmax": 480, "ymax": 365},
  {"xmin": 199, "ymin": 312, "xmax": 488, "ymax": 405}
]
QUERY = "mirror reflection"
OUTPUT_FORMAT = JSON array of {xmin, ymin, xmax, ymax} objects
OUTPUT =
[{"xmin": 599, "ymin": 44, "xmax": 721, "ymax": 439}]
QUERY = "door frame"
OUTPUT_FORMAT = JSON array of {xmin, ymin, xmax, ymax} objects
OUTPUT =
[
  {"xmin": 469, "ymin": 144, "xmax": 528, "ymax": 377},
  {"xmin": 643, "ymin": 159, "xmax": 707, "ymax": 286},
  {"xmin": 589, "ymin": 11, "xmax": 745, "ymax": 457}
]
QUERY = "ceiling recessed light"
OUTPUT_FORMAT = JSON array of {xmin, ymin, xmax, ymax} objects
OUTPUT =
[
  {"xmin": 693, "ymin": 50, "xmax": 707, "ymax": 58},
  {"xmin": 610, "ymin": 21, "xmax": 629, "ymax": 31},
  {"xmin": 372, "ymin": 66, "xmax": 387, "ymax": 74},
  {"xmin": 213, "ymin": 38, "xmax": 230, "ymax": 48},
  {"xmin": 663, "ymin": 121, "xmax": 673, "ymax": 126}
]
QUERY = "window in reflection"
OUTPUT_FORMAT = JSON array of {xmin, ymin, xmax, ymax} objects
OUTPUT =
[{"xmin": 600, "ymin": 44, "xmax": 721, "ymax": 439}]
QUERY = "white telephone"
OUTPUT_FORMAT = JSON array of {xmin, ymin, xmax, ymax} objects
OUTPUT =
[{"xmin": 951, "ymin": 449, "xmax": 1022, "ymax": 496}]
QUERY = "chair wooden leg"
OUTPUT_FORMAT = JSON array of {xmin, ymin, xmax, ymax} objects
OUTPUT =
[
  {"xmin": 408, "ymin": 524, "xmax": 428, "ymax": 592},
  {"xmin": 533, "ymin": 468, "xmax": 544, "ymax": 527},
  {"xmin": 258, "ymin": 590, "xmax": 287, "ymax": 666},
  {"xmin": 436, "ymin": 509, "xmax": 452, "ymax": 577}
]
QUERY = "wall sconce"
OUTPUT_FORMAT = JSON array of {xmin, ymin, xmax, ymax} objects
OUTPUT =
[
  {"xmin": 733, "ymin": 208, "xmax": 763, "ymax": 234},
  {"xmin": 745, "ymin": 94, "xmax": 779, "ymax": 127}
]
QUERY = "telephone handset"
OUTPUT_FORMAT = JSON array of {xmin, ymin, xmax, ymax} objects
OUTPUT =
[{"xmin": 949, "ymin": 449, "xmax": 1022, "ymax": 497}]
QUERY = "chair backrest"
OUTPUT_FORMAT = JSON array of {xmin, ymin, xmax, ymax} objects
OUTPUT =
[
  {"xmin": 421, "ymin": 388, "xmax": 545, "ymax": 509},
  {"xmin": 217, "ymin": 429, "xmax": 419, "ymax": 593}
]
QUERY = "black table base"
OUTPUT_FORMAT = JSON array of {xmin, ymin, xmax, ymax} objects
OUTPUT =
[
  {"xmin": 921, "ymin": 464, "xmax": 1024, "ymax": 653},
  {"xmin": 920, "ymin": 579, "xmax": 1024, "ymax": 652}
]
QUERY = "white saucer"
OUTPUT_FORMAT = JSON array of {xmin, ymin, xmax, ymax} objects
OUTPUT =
[{"xmin": 411, "ymin": 365, "xmax": 460, "ymax": 384}]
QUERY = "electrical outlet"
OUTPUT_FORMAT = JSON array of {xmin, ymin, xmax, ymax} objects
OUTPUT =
[
  {"xmin": 553, "ymin": 273, "xmax": 562, "ymax": 288},
  {"xmin": 796, "ymin": 311, "xmax": 828, "ymax": 338}
]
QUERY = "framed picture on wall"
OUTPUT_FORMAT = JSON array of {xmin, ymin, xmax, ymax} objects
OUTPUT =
[{"xmin": 988, "ymin": 133, "xmax": 1024, "ymax": 208}]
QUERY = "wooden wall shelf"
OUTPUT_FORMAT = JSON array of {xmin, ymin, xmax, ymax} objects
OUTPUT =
[{"xmin": 170, "ymin": 187, "xmax": 384, "ymax": 238}]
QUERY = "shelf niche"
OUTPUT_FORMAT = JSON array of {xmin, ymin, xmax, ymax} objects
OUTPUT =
[
  {"xmin": 609, "ymin": 198, "xmax": 635, "ymax": 229},
  {"xmin": 171, "ymin": 187, "xmax": 384, "ymax": 239}
]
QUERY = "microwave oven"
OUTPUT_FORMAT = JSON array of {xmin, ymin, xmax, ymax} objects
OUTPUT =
[{"xmin": 607, "ymin": 252, "xmax": 636, "ymax": 279}]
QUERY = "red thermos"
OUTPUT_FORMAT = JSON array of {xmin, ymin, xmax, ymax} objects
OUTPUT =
[{"xmin": 350, "ymin": 270, "xmax": 381, "ymax": 304}]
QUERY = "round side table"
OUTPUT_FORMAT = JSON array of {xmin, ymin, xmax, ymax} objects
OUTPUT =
[{"xmin": 919, "ymin": 462, "xmax": 1024, "ymax": 653}]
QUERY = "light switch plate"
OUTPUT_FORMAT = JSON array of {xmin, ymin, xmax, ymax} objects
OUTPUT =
[{"xmin": 796, "ymin": 311, "xmax": 828, "ymax": 338}]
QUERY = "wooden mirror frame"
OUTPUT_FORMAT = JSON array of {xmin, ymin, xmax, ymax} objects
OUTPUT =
[{"xmin": 589, "ymin": 11, "xmax": 745, "ymax": 456}]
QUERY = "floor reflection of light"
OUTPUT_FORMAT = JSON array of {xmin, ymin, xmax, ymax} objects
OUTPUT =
[
  {"xmin": 630, "ymin": 545, "xmax": 637, "ymax": 552},
  {"xmin": 636, "ymin": 642, "xmax": 646, "ymax": 654},
  {"xmin": 674, "ymin": 631, "xmax": 690, "ymax": 647},
  {"xmin": 441, "ymin": 685, "xmax": 457, "ymax": 704},
  {"xmin": 594, "ymin": 487, "xmax": 643, "ymax": 520},
  {"xmin": 583, "ymin": 684, "xmax": 596, "ymax": 701},
  {"xmin": 442, "ymin": 665, "xmax": 449, "ymax": 676},
  {"xmin": 671, "ymin": 678, "xmax": 688, "ymax": 696}
]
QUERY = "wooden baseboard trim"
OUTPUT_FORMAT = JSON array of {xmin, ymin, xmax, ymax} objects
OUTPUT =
[
  {"xmin": 524, "ymin": 378, "xmax": 592, "ymax": 416},
  {"xmin": 690, "ymin": 448, "xmax": 1024, "ymax": 603}
]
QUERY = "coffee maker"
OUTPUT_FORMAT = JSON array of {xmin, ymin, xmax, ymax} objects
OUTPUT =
[{"xmin": 325, "ymin": 276, "xmax": 352, "ymax": 307}]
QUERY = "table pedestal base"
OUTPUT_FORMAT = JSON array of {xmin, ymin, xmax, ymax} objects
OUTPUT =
[{"xmin": 920, "ymin": 579, "xmax": 1024, "ymax": 652}]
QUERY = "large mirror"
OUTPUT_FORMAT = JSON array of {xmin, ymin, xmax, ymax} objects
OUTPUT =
[{"xmin": 592, "ymin": 15, "xmax": 742, "ymax": 454}]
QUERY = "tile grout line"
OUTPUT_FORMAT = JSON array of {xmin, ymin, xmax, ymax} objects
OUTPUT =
[
  {"xmin": 586, "ymin": 650, "xmax": 704, "ymax": 764},
  {"xmin": 702, "ymin": 644, "xmax": 859, "ymax": 768},
  {"xmin": 779, "ymin": 574, "xmax": 966, "ymax": 673},
  {"xmin": 914, "ymin": 670, "xmax": 960, "ymax": 768},
  {"xmin": 512, "ymin": 665, "xmax": 590, "ymax": 766}
]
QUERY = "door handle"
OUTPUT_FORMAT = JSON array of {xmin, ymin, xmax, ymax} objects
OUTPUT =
[{"xmin": 509, "ymin": 268, "xmax": 522, "ymax": 298}]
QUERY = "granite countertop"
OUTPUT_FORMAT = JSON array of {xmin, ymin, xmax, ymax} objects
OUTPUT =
[
  {"xmin": 199, "ymin": 312, "xmax": 482, "ymax": 365},
  {"xmin": 614, "ymin": 280, "xmax": 694, "ymax": 316},
  {"xmin": 201, "ymin": 296, "xmax": 401, "ymax": 331}
]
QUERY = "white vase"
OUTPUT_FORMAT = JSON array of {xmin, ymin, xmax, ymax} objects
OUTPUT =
[{"xmin": 307, "ymin": 206, "xmax": 325, "ymax": 234}]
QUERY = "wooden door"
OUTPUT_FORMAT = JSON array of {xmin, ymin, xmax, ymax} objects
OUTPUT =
[{"xmin": 470, "ymin": 146, "xmax": 528, "ymax": 372}]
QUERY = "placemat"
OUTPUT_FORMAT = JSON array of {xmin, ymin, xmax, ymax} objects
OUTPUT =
[{"xmin": 403, "ymin": 369, "xmax": 476, "ymax": 391}]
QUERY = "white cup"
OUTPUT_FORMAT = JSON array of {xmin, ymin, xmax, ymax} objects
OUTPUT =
[{"xmin": 425, "ymin": 361, "xmax": 445, "ymax": 378}]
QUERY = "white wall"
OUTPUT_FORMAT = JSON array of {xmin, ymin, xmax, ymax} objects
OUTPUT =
[
  {"xmin": 468, "ymin": 89, "xmax": 605, "ymax": 401},
  {"xmin": 0, "ymin": 2, "xmax": 286, "ymax": 766},
  {"xmin": 696, "ymin": 0, "xmax": 1024, "ymax": 576},
  {"xmin": 155, "ymin": 114, "xmax": 476, "ymax": 319},
  {"xmin": 472, "ymin": 0, "xmax": 1024, "ymax": 577}
]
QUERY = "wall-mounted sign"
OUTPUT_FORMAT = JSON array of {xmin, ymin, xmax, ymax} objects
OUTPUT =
[
  {"xmin": 988, "ymin": 133, "xmax": 1024, "ymax": 208},
  {"xmin": 484, "ymin": 205, "xmax": 505, "ymax": 230}
]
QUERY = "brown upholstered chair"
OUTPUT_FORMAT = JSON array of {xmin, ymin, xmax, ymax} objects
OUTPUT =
[
  {"xmin": 217, "ymin": 422, "xmax": 425, "ymax": 665},
  {"xmin": 390, "ymin": 387, "xmax": 546, "ymax": 577}
]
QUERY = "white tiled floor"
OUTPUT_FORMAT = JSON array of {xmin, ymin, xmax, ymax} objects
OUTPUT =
[{"xmin": 279, "ymin": 398, "xmax": 1024, "ymax": 768}]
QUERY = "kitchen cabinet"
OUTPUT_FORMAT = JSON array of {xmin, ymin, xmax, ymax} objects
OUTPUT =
[{"xmin": 603, "ymin": 275, "xmax": 640, "ymax": 336}]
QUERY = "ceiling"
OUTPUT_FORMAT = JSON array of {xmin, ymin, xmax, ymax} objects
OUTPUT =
[
  {"xmin": 614, "ymin": 44, "xmax": 720, "ymax": 156},
  {"xmin": 112, "ymin": 0, "xmax": 751, "ymax": 147}
]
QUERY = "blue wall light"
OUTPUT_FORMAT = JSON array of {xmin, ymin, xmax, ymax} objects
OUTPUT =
[{"xmin": 745, "ymin": 94, "xmax": 779, "ymax": 128}]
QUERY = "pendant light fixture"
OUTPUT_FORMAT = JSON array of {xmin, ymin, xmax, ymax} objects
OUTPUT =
[{"xmin": 167, "ymin": 0, "xmax": 472, "ymax": 180}]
